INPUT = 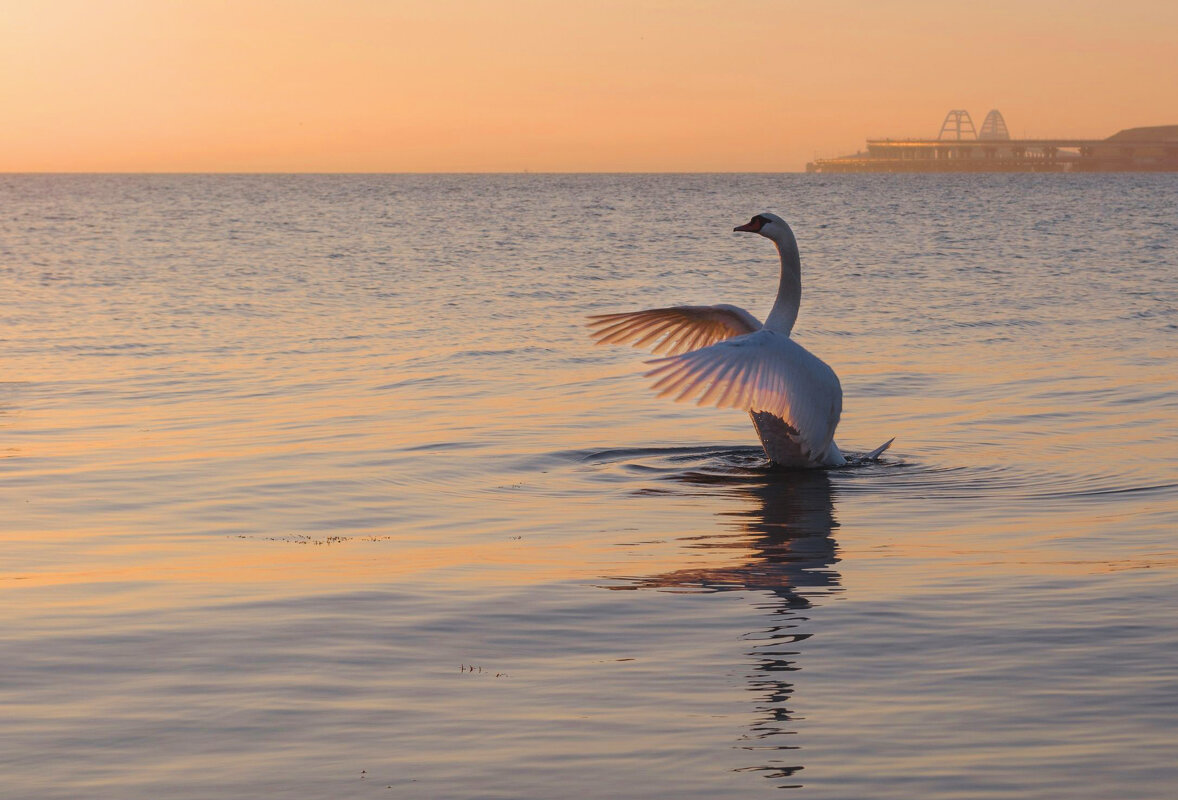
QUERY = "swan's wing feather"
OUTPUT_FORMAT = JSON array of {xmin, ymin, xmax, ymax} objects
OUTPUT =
[
  {"xmin": 587, "ymin": 304, "xmax": 761, "ymax": 356},
  {"xmin": 645, "ymin": 330, "xmax": 842, "ymax": 458}
]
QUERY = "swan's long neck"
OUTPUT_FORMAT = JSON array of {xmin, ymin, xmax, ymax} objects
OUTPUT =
[{"xmin": 763, "ymin": 229, "xmax": 801, "ymax": 335}]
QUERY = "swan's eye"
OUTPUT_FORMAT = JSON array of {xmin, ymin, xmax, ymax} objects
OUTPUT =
[{"xmin": 734, "ymin": 215, "xmax": 769, "ymax": 233}]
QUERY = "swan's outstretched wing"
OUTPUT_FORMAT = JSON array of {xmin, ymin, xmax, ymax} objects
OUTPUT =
[
  {"xmin": 645, "ymin": 330, "xmax": 842, "ymax": 459},
  {"xmin": 587, "ymin": 304, "xmax": 761, "ymax": 356}
]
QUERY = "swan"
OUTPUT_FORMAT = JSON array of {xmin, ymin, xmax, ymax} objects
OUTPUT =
[{"xmin": 588, "ymin": 212, "xmax": 892, "ymax": 468}]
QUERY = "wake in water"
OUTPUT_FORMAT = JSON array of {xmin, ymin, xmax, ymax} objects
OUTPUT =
[{"xmin": 573, "ymin": 442, "xmax": 896, "ymax": 483}]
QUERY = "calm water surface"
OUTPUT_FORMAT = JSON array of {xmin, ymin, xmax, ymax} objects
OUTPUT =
[{"xmin": 1, "ymin": 174, "xmax": 1176, "ymax": 798}]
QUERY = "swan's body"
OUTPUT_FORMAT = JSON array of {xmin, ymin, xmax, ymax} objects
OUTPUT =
[{"xmin": 589, "ymin": 213, "xmax": 889, "ymax": 468}]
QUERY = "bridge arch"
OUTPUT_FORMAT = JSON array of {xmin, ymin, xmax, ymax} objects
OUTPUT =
[
  {"xmin": 938, "ymin": 110, "xmax": 977, "ymax": 140},
  {"xmin": 979, "ymin": 109, "xmax": 1011, "ymax": 140}
]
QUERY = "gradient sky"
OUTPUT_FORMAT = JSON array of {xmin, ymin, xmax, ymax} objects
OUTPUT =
[{"xmin": 3, "ymin": 0, "xmax": 1176, "ymax": 172}]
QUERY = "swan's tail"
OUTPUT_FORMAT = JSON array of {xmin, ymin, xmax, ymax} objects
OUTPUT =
[{"xmin": 863, "ymin": 437, "xmax": 895, "ymax": 461}]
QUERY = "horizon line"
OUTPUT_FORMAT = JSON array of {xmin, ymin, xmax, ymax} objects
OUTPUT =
[{"xmin": 0, "ymin": 170, "xmax": 816, "ymax": 176}]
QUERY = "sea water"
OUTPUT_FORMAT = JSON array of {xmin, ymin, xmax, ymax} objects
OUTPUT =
[{"xmin": 1, "ymin": 174, "xmax": 1175, "ymax": 798}]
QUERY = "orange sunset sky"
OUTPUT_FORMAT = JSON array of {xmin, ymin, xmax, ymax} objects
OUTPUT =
[{"xmin": 3, "ymin": 0, "xmax": 1176, "ymax": 172}]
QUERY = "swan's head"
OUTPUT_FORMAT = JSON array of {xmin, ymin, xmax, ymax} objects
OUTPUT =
[{"xmin": 734, "ymin": 212, "xmax": 790, "ymax": 240}]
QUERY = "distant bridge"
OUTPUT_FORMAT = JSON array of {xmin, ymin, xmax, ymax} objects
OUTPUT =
[
  {"xmin": 807, "ymin": 110, "xmax": 1178, "ymax": 173},
  {"xmin": 937, "ymin": 109, "xmax": 1011, "ymax": 141}
]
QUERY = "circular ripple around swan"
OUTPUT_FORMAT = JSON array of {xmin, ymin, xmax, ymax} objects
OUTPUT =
[{"xmin": 526, "ymin": 445, "xmax": 1177, "ymax": 510}]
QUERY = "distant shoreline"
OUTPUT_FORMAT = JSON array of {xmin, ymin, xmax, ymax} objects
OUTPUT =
[{"xmin": 4, "ymin": 170, "xmax": 1178, "ymax": 176}]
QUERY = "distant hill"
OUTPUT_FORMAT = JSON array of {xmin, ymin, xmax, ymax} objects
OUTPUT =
[{"xmin": 1107, "ymin": 125, "xmax": 1178, "ymax": 142}]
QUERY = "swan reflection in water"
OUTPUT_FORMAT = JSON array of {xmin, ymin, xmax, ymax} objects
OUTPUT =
[{"xmin": 610, "ymin": 460, "xmax": 841, "ymax": 791}]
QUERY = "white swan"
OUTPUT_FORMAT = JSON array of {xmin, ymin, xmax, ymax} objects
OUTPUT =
[{"xmin": 589, "ymin": 212, "xmax": 891, "ymax": 468}]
